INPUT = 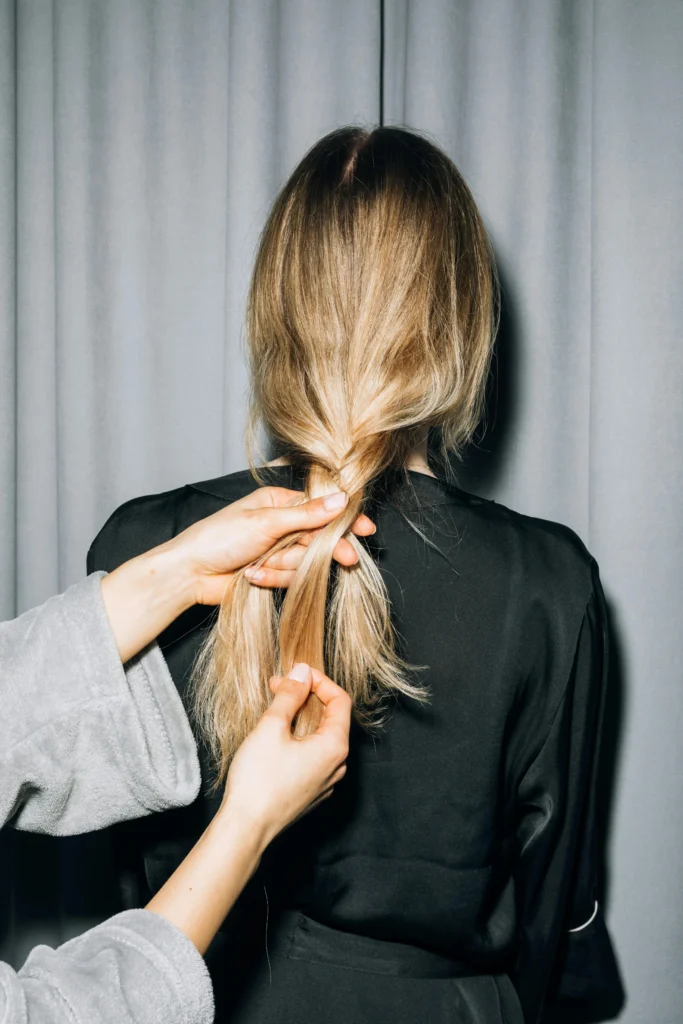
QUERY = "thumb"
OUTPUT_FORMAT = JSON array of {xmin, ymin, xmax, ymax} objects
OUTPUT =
[
  {"xmin": 268, "ymin": 663, "xmax": 313, "ymax": 726},
  {"xmin": 263, "ymin": 492, "xmax": 349, "ymax": 538}
]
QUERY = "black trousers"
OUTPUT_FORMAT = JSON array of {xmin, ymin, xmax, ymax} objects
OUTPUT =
[{"xmin": 208, "ymin": 911, "xmax": 526, "ymax": 1024}]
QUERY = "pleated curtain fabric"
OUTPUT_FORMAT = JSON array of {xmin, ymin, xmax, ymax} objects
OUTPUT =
[
  {"xmin": 0, "ymin": 3, "xmax": 682, "ymax": 1021},
  {"xmin": 385, "ymin": 6, "xmax": 683, "ymax": 1020}
]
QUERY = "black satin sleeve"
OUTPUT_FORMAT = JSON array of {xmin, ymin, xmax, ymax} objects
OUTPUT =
[{"xmin": 511, "ymin": 561, "xmax": 621, "ymax": 1024}]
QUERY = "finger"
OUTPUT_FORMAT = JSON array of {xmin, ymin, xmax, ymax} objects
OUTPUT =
[
  {"xmin": 332, "ymin": 536, "xmax": 359, "ymax": 566},
  {"xmin": 309, "ymin": 667, "xmax": 350, "ymax": 709},
  {"xmin": 329, "ymin": 763, "xmax": 347, "ymax": 786},
  {"xmin": 280, "ymin": 531, "xmax": 362, "ymax": 567},
  {"xmin": 297, "ymin": 513, "xmax": 375, "ymax": 550},
  {"xmin": 254, "ymin": 491, "xmax": 374, "ymax": 537},
  {"xmin": 309, "ymin": 668, "xmax": 352, "ymax": 756},
  {"xmin": 270, "ymin": 667, "xmax": 348, "ymax": 712},
  {"xmin": 259, "ymin": 539, "xmax": 357, "ymax": 572},
  {"xmin": 351, "ymin": 514, "xmax": 376, "ymax": 537},
  {"xmin": 266, "ymin": 664, "xmax": 313, "ymax": 724},
  {"xmin": 259, "ymin": 546, "xmax": 306, "ymax": 571},
  {"xmin": 261, "ymin": 492, "xmax": 349, "ymax": 539},
  {"xmin": 243, "ymin": 488, "xmax": 375, "ymax": 537},
  {"xmin": 244, "ymin": 567, "xmax": 296, "ymax": 589},
  {"xmin": 241, "ymin": 486, "xmax": 307, "ymax": 511},
  {"xmin": 296, "ymin": 530, "xmax": 359, "ymax": 565},
  {"xmin": 255, "ymin": 534, "xmax": 358, "ymax": 568}
]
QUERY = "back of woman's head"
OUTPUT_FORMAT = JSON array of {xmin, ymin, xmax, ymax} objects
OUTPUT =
[{"xmin": 194, "ymin": 126, "xmax": 498, "ymax": 781}]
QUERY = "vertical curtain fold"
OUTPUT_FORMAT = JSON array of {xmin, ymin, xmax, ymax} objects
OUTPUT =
[
  {"xmin": 589, "ymin": 6, "xmax": 683, "ymax": 1022},
  {"xmin": 0, "ymin": 0, "xmax": 16, "ymax": 620}
]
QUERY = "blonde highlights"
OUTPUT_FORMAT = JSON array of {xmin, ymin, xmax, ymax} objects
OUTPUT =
[{"xmin": 193, "ymin": 127, "xmax": 498, "ymax": 781}]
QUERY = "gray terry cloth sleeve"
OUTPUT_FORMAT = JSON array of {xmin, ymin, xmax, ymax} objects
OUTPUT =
[
  {"xmin": 0, "ymin": 909, "xmax": 214, "ymax": 1024},
  {"xmin": 0, "ymin": 572, "xmax": 201, "ymax": 835},
  {"xmin": 0, "ymin": 575, "xmax": 214, "ymax": 1023}
]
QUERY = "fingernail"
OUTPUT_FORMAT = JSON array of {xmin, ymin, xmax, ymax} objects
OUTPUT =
[
  {"xmin": 323, "ymin": 491, "xmax": 347, "ymax": 511},
  {"xmin": 245, "ymin": 567, "xmax": 264, "ymax": 581},
  {"xmin": 288, "ymin": 662, "xmax": 311, "ymax": 683}
]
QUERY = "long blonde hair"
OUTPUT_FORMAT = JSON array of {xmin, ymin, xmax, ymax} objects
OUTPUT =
[{"xmin": 193, "ymin": 126, "xmax": 498, "ymax": 782}]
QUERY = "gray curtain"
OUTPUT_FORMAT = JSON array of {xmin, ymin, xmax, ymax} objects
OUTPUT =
[{"xmin": 1, "ymin": 2, "xmax": 682, "ymax": 1021}]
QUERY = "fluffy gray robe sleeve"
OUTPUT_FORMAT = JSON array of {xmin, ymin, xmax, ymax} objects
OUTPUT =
[{"xmin": 0, "ymin": 573, "xmax": 214, "ymax": 1023}]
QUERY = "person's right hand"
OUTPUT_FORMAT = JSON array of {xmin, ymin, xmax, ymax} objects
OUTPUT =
[
  {"xmin": 219, "ymin": 663, "xmax": 351, "ymax": 847},
  {"xmin": 146, "ymin": 663, "xmax": 351, "ymax": 954}
]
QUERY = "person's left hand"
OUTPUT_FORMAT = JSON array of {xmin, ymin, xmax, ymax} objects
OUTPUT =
[{"xmin": 167, "ymin": 486, "xmax": 375, "ymax": 605}]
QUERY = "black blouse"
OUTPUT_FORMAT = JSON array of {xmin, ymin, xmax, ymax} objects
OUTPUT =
[{"xmin": 88, "ymin": 467, "xmax": 620, "ymax": 1024}]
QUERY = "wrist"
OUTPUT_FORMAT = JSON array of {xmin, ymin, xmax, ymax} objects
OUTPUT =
[
  {"xmin": 100, "ymin": 539, "xmax": 200, "ymax": 664},
  {"xmin": 212, "ymin": 796, "xmax": 273, "ymax": 859},
  {"xmin": 143, "ymin": 539, "xmax": 198, "ymax": 615}
]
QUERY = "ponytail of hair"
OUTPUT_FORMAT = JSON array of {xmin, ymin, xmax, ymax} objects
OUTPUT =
[{"xmin": 192, "ymin": 126, "xmax": 498, "ymax": 782}]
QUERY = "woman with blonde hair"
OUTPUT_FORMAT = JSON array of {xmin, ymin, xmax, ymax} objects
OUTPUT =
[{"xmin": 90, "ymin": 126, "xmax": 619, "ymax": 1024}]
